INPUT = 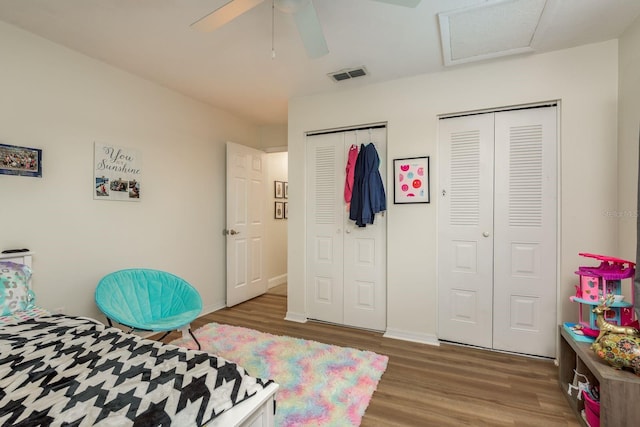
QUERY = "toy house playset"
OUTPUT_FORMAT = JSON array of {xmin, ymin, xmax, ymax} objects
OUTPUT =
[{"xmin": 565, "ymin": 252, "xmax": 636, "ymax": 342}]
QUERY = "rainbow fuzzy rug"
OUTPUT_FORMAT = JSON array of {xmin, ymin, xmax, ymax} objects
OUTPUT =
[{"xmin": 171, "ymin": 323, "xmax": 388, "ymax": 426}]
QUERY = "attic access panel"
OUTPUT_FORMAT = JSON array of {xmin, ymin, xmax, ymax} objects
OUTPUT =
[{"xmin": 438, "ymin": 0, "xmax": 547, "ymax": 66}]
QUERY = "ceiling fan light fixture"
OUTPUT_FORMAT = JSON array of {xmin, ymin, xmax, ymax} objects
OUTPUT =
[
  {"xmin": 274, "ymin": 0, "xmax": 307, "ymax": 14},
  {"xmin": 192, "ymin": 0, "xmax": 419, "ymax": 59},
  {"xmin": 191, "ymin": 0, "xmax": 264, "ymax": 32}
]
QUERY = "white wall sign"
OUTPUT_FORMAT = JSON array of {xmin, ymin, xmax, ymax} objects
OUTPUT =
[{"xmin": 94, "ymin": 142, "xmax": 141, "ymax": 201}]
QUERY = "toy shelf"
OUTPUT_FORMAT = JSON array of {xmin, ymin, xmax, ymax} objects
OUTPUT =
[
  {"xmin": 563, "ymin": 253, "xmax": 638, "ymax": 425},
  {"xmin": 559, "ymin": 326, "xmax": 640, "ymax": 426}
]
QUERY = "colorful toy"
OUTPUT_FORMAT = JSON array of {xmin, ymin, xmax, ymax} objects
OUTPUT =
[
  {"xmin": 565, "ymin": 253, "xmax": 636, "ymax": 343},
  {"xmin": 592, "ymin": 333, "xmax": 640, "ymax": 376},
  {"xmin": 592, "ymin": 295, "xmax": 640, "ymax": 343}
]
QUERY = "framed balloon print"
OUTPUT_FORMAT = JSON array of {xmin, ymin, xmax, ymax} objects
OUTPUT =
[{"xmin": 393, "ymin": 156, "xmax": 430, "ymax": 204}]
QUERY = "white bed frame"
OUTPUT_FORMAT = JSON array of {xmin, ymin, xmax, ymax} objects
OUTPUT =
[
  {"xmin": 0, "ymin": 251, "xmax": 279, "ymax": 427},
  {"xmin": 210, "ymin": 383, "xmax": 278, "ymax": 427},
  {"xmin": 0, "ymin": 251, "xmax": 33, "ymax": 268}
]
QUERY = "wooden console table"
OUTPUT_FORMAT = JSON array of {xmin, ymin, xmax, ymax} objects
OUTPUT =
[{"xmin": 559, "ymin": 326, "xmax": 640, "ymax": 426}]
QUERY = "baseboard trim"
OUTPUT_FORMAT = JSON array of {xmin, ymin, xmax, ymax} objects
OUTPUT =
[
  {"xmin": 284, "ymin": 311, "xmax": 308, "ymax": 323},
  {"xmin": 383, "ymin": 328, "xmax": 440, "ymax": 346},
  {"xmin": 203, "ymin": 301, "xmax": 226, "ymax": 315},
  {"xmin": 268, "ymin": 274, "xmax": 287, "ymax": 288}
]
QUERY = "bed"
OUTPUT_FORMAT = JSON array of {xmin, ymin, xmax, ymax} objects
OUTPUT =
[{"xmin": 0, "ymin": 253, "xmax": 278, "ymax": 427}]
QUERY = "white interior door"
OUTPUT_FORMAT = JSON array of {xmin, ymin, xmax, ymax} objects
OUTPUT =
[
  {"xmin": 437, "ymin": 113, "xmax": 495, "ymax": 348},
  {"xmin": 305, "ymin": 132, "xmax": 345, "ymax": 324},
  {"xmin": 226, "ymin": 142, "xmax": 267, "ymax": 307},
  {"xmin": 492, "ymin": 107, "xmax": 557, "ymax": 357},
  {"xmin": 306, "ymin": 128, "xmax": 387, "ymax": 331},
  {"xmin": 437, "ymin": 106, "xmax": 557, "ymax": 357},
  {"xmin": 343, "ymin": 129, "xmax": 387, "ymax": 331}
]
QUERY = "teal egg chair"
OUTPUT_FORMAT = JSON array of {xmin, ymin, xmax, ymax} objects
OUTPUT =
[{"xmin": 95, "ymin": 268, "xmax": 202, "ymax": 349}]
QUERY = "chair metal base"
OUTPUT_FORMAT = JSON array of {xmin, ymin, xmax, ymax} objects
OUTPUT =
[
  {"xmin": 105, "ymin": 317, "xmax": 201, "ymax": 350},
  {"xmin": 188, "ymin": 328, "xmax": 202, "ymax": 350},
  {"xmin": 157, "ymin": 329, "xmax": 201, "ymax": 350}
]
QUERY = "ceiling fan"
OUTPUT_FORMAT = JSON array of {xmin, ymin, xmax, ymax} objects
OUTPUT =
[{"xmin": 191, "ymin": 0, "xmax": 422, "ymax": 58}]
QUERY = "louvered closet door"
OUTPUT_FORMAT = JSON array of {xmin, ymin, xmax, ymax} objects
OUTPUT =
[
  {"xmin": 437, "ymin": 114, "xmax": 495, "ymax": 348},
  {"xmin": 343, "ymin": 128, "xmax": 387, "ymax": 331},
  {"xmin": 306, "ymin": 133, "xmax": 345, "ymax": 324},
  {"xmin": 437, "ymin": 106, "xmax": 557, "ymax": 357},
  {"xmin": 306, "ymin": 128, "xmax": 387, "ymax": 331},
  {"xmin": 492, "ymin": 107, "xmax": 557, "ymax": 358}
]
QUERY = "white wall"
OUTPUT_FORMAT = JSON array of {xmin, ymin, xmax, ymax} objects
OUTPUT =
[
  {"xmin": 265, "ymin": 151, "xmax": 288, "ymax": 287},
  {"xmin": 288, "ymin": 41, "xmax": 620, "ymax": 342},
  {"xmin": 259, "ymin": 124, "xmax": 288, "ymax": 150},
  {"xmin": 618, "ymin": 15, "xmax": 640, "ymax": 263},
  {"xmin": 0, "ymin": 22, "xmax": 260, "ymax": 319}
]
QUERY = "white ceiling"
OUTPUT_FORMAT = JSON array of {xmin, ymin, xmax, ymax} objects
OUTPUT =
[{"xmin": 0, "ymin": 0, "xmax": 639, "ymax": 125}]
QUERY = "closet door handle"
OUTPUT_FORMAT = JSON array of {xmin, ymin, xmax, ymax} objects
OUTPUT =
[
  {"xmin": 482, "ymin": 231, "xmax": 490, "ymax": 237},
  {"xmin": 345, "ymin": 229, "xmax": 351, "ymax": 234}
]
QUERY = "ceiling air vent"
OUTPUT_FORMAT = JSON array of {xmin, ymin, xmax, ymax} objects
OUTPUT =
[{"xmin": 328, "ymin": 67, "xmax": 368, "ymax": 83}]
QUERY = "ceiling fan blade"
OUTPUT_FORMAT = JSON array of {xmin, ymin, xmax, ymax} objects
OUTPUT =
[
  {"xmin": 191, "ymin": 0, "xmax": 264, "ymax": 32},
  {"xmin": 292, "ymin": 0, "xmax": 329, "ymax": 58},
  {"xmin": 370, "ymin": 0, "xmax": 421, "ymax": 7}
]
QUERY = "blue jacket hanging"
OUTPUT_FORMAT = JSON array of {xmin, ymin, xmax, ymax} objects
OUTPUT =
[{"xmin": 349, "ymin": 143, "xmax": 386, "ymax": 227}]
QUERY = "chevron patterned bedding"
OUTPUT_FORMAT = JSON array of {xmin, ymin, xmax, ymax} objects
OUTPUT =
[{"xmin": 0, "ymin": 314, "xmax": 272, "ymax": 426}]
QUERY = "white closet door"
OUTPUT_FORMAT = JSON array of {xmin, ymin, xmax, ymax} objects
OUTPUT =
[
  {"xmin": 343, "ymin": 128, "xmax": 387, "ymax": 331},
  {"xmin": 492, "ymin": 107, "xmax": 557, "ymax": 358},
  {"xmin": 438, "ymin": 106, "xmax": 557, "ymax": 358},
  {"xmin": 306, "ymin": 132, "xmax": 345, "ymax": 324},
  {"xmin": 306, "ymin": 128, "xmax": 387, "ymax": 331},
  {"xmin": 437, "ymin": 113, "xmax": 495, "ymax": 348}
]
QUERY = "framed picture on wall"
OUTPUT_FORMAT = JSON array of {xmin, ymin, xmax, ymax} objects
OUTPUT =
[
  {"xmin": 0, "ymin": 143, "xmax": 42, "ymax": 178},
  {"xmin": 393, "ymin": 156, "xmax": 430, "ymax": 204},
  {"xmin": 284, "ymin": 182, "xmax": 288, "ymax": 198},
  {"xmin": 275, "ymin": 201, "xmax": 284, "ymax": 219},
  {"xmin": 274, "ymin": 181, "xmax": 284, "ymax": 198},
  {"xmin": 94, "ymin": 142, "xmax": 142, "ymax": 201},
  {"xmin": 284, "ymin": 202, "xmax": 288, "ymax": 219}
]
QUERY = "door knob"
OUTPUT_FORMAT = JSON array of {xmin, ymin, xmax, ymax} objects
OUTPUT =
[
  {"xmin": 482, "ymin": 231, "xmax": 490, "ymax": 237},
  {"xmin": 229, "ymin": 229, "xmax": 240, "ymax": 235},
  {"xmin": 345, "ymin": 229, "xmax": 351, "ymax": 234}
]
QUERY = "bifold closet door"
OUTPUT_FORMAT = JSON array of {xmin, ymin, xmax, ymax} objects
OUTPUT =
[
  {"xmin": 437, "ymin": 106, "xmax": 557, "ymax": 358},
  {"xmin": 306, "ymin": 132, "xmax": 345, "ymax": 325},
  {"xmin": 306, "ymin": 128, "xmax": 387, "ymax": 331},
  {"xmin": 492, "ymin": 107, "xmax": 557, "ymax": 358},
  {"xmin": 437, "ymin": 113, "xmax": 495, "ymax": 348}
]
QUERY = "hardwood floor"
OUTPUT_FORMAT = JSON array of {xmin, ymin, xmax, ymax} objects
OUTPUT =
[{"xmin": 159, "ymin": 292, "xmax": 579, "ymax": 426}]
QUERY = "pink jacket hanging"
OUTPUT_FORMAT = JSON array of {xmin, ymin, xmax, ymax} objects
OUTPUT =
[{"xmin": 344, "ymin": 144, "xmax": 359, "ymax": 203}]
